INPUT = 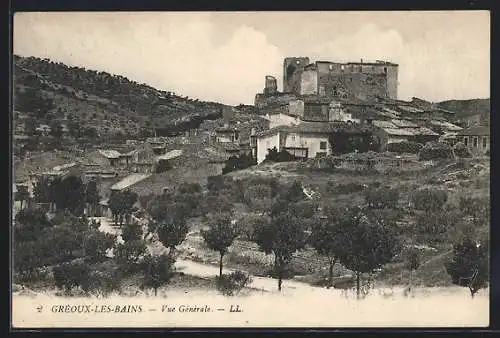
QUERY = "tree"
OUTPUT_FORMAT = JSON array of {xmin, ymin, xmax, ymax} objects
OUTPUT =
[
  {"xmin": 14, "ymin": 184, "xmax": 30, "ymax": 210},
  {"xmin": 459, "ymin": 196, "xmax": 490, "ymax": 228},
  {"xmin": 53, "ymin": 175, "xmax": 86, "ymax": 216},
  {"xmin": 445, "ymin": 237, "xmax": 489, "ymax": 298},
  {"xmin": 201, "ymin": 213, "xmax": 239, "ymax": 277},
  {"xmin": 418, "ymin": 141, "xmax": 454, "ymax": 161},
  {"xmin": 53, "ymin": 259, "xmax": 90, "ymax": 295},
  {"xmin": 14, "ymin": 207, "xmax": 53, "ymax": 242},
  {"xmin": 23, "ymin": 117, "xmax": 36, "ymax": 136},
  {"xmin": 201, "ymin": 195, "xmax": 233, "ymax": 217},
  {"xmin": 283, "ymin": 181, "xmax": 306, "ymax": 203},
  {"xmin": 141, "ymin": 254, "xmax": 175, "ymax": 296},
  {"xmin": 122, "ymin": 220, "xmax": 143, "ymax": 243},
  {"xmin": 242, "ymin": 184, "xmax": 273, "ymax": 214},
  {"xmin": 85, "ymin": 180, "xmax": 100, "ymax": 217},
  {"xmin": 238, "ymin": 214, "xmax": 270, "ymax": 242},
  {"xmin": 415, "ymin": 207, "xmax": 461, "ymax": 244},
  {"xmin": 310, "ymin": 210, "xmax": 344, "ymax": 288},
  {"xmin": 411, "ymin": 188, "xmax": 448, "ymax": 213},
  {"xmin": 334, "ymin": 206, "xmax": 400, "ymax": 299},
  {"xmin": 32, "ymin": 177, "xmax": 56, "ymax": 210},
  {"xmin": 83, "ymin": 230, "xmax": 116, "ymax": 263},
  {"xmin": 114, "ymin": 240, "xmax": 148, "ymax": 268},
  {"xmin": 156, "ymin": 209, "xmax": 189, "ymax": 258},
  {"xmin": 108, "ymin": 189, "xmax": 138, "ymax": 227},
  {"xmin": 253, "ymin": 208, "xmax": 307, "ymax": 291},
  {"xmin": 49, "ymin": 120, "xmax": 64, "ymax": 139},
  {"xmin": 403, "ymin": 246, "xmax": 421, "ymax": 296}
]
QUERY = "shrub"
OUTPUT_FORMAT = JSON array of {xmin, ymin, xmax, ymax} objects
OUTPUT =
[
  {"xmin": 81, "ymin": 268, "xmax": 122, "ymax": 297},
  {"xmin": 387, "ymin": 141, "xmax": 423, "ymax": 154},
  {"xmin": 216, "ymin": 271, "xmax": 253, "ymax": 296},
  {"xmin": 364, "ymin": 186, "xmax": 400, "ymax": 209},
  {"xmin": 411, "ymin": 188, "xmax": 448, "ymax": 213},
  {"xmin": 264, "ymin": 147, "xmax": 298, "ymax": 163},
  {"xmin": 53, "ymin": 259, "xmax": 90, "ymax": 294},
  {"xmin": 327, "ymin": 182, "xmax": 365, "ymax": 195},
  {"xmin": 418, "ymin": 141, "xmax": 454, "ymax": 161},
  {"xmin": 453, "ymin": 142, "xmax": 472, "ymax": 158}
]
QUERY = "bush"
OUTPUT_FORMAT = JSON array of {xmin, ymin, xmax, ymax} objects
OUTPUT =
[
  {"xmin": 387, "ymin": 141, "xmax": 423, "ymax": 154},
  {"xmin": 418, "ymin": 141, "xmax": 454, "ymax": 161},
  {"xmin": 364, "ymin": 186, "xmax": 400, "ymax": 209},
  {"xmin": 453, "ymin": 142, "xmax": 472, "ymax": 158},
  {"xmin": 81, "ymin": 267, "xmax": 122, "ymax": 296},
  {"xmin": 411, "ymin": 188, "xmax": 448, "ymax": 213},
  {"xmin": 216, "ymin": 270, "xmax": 253, "ymax": 296},
  {"xmin": 327, "ymin": 181, "xmax": 365, "ymax": 195},
  {"xmin": 53, "ymin": 259, "xmax": 90, "ymax": 294},
  {"xmin": 264, "ymin": 147, "xmax": 299, "ymax": 163}
]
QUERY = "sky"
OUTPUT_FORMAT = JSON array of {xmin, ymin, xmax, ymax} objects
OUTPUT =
[{"xmin": 13, "ymin": 11, "xmax": 490, "ymax": 106}]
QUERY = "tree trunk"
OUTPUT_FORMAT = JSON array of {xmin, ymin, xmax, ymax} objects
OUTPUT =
[
  {"xmin": 154, "ymin": 287, "xmax": 157, "ymax": 297},
  {"xmin": 277, "ymin": 256, "xmax": 283, "ymax": 292},
  {"xmin": 470, "ymin": 287, "xmax": 476, "ymax": 299},
  {"xmin": 356, "ymin": 271, "xmax": 360, "ymax": 300},
  {"xmin": 409, "ymin": 269, "xmax": 413, "ymax": 296},
  {"xmin": 328, "ymin": 258, "xmax": 335, "ymax": 289},
  {"xmin": 219, "ymin": 252, "xmax": 224, "ymax": 278}
]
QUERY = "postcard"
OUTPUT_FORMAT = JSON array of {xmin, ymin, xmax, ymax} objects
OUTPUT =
[{"xmin": 11, "ymin": 11, "xmax": 490, "ymax": 328}]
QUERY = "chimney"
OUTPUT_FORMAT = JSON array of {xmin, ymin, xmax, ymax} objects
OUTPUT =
[{"xmin": 360, "ymin": 58, "xmax": 363, "ymax": 64}]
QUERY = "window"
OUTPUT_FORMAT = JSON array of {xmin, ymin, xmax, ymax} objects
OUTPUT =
[
  {"xmin": 320, "ymin": 141, "xmax": 327, "ymax": 150},
  {"xmin": 473, "ymin": 137, "xmax": 478, "ymax": 148},
  {"xmin": 329, "ymin": 65, "xmax": 334, "ymax": 71},
  {"xmin": 341, "ymin": 65, "xmax": 345, "ymax": 71},
  {"xmin": 483, "ymin": 136, "xmax": 488, "ymax": 148},
  {"xmin": 464, "ymin": 137, "xmax": 468, "ymax": 146},
  {"xmin": 316, "ymin": 152, "xmax": 326, "ymax": 158}
]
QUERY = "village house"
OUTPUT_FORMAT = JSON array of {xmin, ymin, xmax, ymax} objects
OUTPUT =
[
  {"xmin": 155, "ymin": 149, "xmax": 184, "ymax": 171},
  {"xmin": 373, "ymin": 119, "xmax": 440, "ymax": 151},
  {"xmin": 456, "ymin": 125, "xmax": 490, "ymax": 154},
  {"xmin": 256, "ymin": 122, "xmax": 333, "ymax": 164},
  {"xmin": 35, "ymin": 124, "xmax": 51, "ymax": 136},
  {"xmin": 214, "ymin": 125, "xmax": 240, "ymax": 143},
  {"xmin": 263, "ymin": 112, "xmax": 301, "ymax": 129}
]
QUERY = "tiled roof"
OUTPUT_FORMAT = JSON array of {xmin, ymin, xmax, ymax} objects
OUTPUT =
[
  {"xmin": 256, "ymin": 121, "xmax": 365, "ymax": 138},
  {"xmin": 156, "ymin": 149, "xmax": 183, "ymax": 161},
  {"xmin": 457, "ymin": 125, "xmax": 490, "ymax": 136},
  {"xmin": 397, "ymin": 105, "xmax": 425, "ymax": 113},
  {"xmin": 110, "ymin": 173, "xmax": 151, "ymax": 191},
  {"xmin": 373, "ymin": 120, "xmax": 397, "ymax": 129},
  {"xmin": 52, "ymin": 162, "xmax": 78, "ymax": 171},
  {"xmin": 416, "ymin": 127, "xmax": 439, "ymax": 136},
  {"xmin": 98, "ymin": 149, "xmax": 122, "ymax": 159},
  {"xmin": 391, "ymin": 119, "xmax": 419, "ymax": 128},
  {"xmin": 429, "ymin": 120, "xmax": 463, "ymax": 131},
  {"xmin": 381, "ymin": 128, "xmax": 415, "ymax": 137},
  {"xmin": 381, "ymin": 107, "xmax": 401, "ymax": 117}
]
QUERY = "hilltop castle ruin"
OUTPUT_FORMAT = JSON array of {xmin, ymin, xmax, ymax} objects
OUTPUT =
[{"xmin": 255, "ymin": 57, "xmax": 398, "ymax": 108}]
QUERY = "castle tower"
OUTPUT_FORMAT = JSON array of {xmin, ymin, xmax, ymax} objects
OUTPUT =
[
  {"xmin": 283, "ymin": 57, "xmax": 310, "ymax": 94},
  {"xmin": 264, "ymin": 75, "xmax": 278, "ymax": 95}
]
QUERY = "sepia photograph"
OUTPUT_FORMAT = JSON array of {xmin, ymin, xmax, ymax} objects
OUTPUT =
[{"xmin": 11, "ymin": 11, "xmax": 490, "ymax": 328}]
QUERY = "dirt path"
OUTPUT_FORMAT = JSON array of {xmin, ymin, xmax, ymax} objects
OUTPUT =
[{"xmin": 91, "ymin": 216, "xmax": 320, "ymax": 293}]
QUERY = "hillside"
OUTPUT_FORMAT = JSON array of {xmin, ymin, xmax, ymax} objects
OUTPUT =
[
  {"xmin": 436, "ymin": 98, "xmax": 490, "ymax": 123},
  {"xmin": 13, "ymin": 55, "xmax": 228, "ymax": 138}
]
